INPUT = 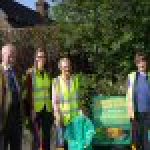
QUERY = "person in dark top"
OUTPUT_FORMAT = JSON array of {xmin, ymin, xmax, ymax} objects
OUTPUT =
[
  {"xmin": 126, "ymin": 51, "xmax": 150, "ymax": 150},
  {"xmin": 0, "ymin": 43, "xmax": 22, "ymax": 150}
]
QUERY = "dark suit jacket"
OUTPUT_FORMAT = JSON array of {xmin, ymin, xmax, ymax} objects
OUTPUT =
[{"xmin": 0, "ymin": 64, "xmax": 23, "ymax": 134}]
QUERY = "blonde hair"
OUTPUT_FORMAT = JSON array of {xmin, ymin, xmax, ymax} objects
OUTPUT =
[{"xmin": 58, "ymin": 57, "xmax": 71, "ymax": 70}]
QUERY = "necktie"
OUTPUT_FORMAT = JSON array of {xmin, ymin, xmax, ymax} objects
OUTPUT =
[{"xmin": 6, "ymin": 68, "xmax": 20, "ymax": 94}]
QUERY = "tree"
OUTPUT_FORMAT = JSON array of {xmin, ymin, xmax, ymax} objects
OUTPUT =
[{"xmin": 52, "ymin": 0, "xmax": 150, "ymax": 95}]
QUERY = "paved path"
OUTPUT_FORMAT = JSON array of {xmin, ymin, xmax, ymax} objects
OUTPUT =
[{"xmin": 22, "ymin": 124, "xmax": 57, "ymax": 150}]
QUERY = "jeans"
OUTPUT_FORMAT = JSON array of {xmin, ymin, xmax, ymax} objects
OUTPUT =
[
  {"xmin": 132, "ymin": 112, "xmax": 150, "ymax": 150},
  {"xmin": 56, "ymin": 125, "xmax": 65, "ymax": 147}
]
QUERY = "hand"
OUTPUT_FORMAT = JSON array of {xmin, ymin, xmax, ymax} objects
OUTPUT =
[
  {"xmin": 130, "ymin": 111, "xmax": 134, "ymax": 119},
  {"xmin": 54, "ymin": 113, "xmax": 61, "ymax": 126},
  {"xmin": 130, "ymin": 115, "xmax": 134, "ymax": 120},
  {"xmin": 55, "ymin": 118, "xmax": 60, "ymax": 126},
  {"xmin": 129, "ymin": 112, "xmax": 134, "ymax": 122}
]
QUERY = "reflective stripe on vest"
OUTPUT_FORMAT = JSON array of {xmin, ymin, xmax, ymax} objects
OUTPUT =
[
  {"xmin": 55, "ymin": 75, "xmax": 80, "ymax": 125},
  {"xmin": 33, "ymin": 71, "xmax": 52, "ymax": 112}
]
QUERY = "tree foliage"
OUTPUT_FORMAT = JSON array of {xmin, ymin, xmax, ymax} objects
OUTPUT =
[{"xmin": 52, "ymin": 0, "xmax": 150, "ymax": 95}]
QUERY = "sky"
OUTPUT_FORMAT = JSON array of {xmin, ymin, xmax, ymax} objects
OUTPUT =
[
  {"xmin": 15, "ymin": 0, "xmax": 36, "ymax": 9},
  {"xmin": 15, "ymin": 0, "xmax": 52, "ymax": 10}
]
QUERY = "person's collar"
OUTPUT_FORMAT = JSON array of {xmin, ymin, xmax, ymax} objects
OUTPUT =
[
  {"xmin": 139, "ymin": 71, "xmax": 147, "ymax": 76},
  {"xmin": 36, "ymin": 69, "xmax": 45, "ymax": 77},
  {"xmin": 36, "ymin": 69, "xmax": 44, "ymax": 73},
  {"xmin": 2, "ymin": 63, "xmax": 12, "ymax": 71},
  {"xmin": 61, "ymin": 74, "xmax": 72, "ymax": 80}
]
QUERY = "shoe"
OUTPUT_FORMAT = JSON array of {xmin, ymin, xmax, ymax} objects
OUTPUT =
[
  {"xmin": 56, "ymin": 148, "xmax": 65, "ymax": 150},
  {"xmin": 132, "ymin": 144, "xmax": 136, "ymax": 150}
]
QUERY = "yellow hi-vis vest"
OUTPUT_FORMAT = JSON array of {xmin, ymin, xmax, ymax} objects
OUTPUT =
[
  {"xmin": 126, "ymin": 71, "xmax": 150, "ymax": 117},
  {"xmin": 33, "ymin": 70, "xmax": 52, "ymax": 112},
  {"xmin": 54, "ymin": 75, "xmax": 80, "ymax": 126}
]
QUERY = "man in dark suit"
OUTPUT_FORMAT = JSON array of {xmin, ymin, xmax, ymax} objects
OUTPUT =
[{"xmin": 0, "ymin": 43, "xmax": 22, "ymax": 150}]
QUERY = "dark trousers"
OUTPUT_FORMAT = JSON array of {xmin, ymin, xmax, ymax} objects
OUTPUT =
[
  {"xmin": 0, "ymin": 134, "xmax": 4, "ymax": 150},
  {"xmin": 4, "ymin": 125, "xmax": 22, "ymax": 150},
  {"xmin": 132, "ymin": 112, "xmax": 150, "ymax": 150},
  {"xmin": 33, "ymin": 109, "xmax": 53, "ymax": 150},
  {"xmin": 56, "ymin": 125, "xmax": 65, "ymax": 147},
  {"xmin": 4, "ymin": 103, "xmax": 22, "ymax": 150}
]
